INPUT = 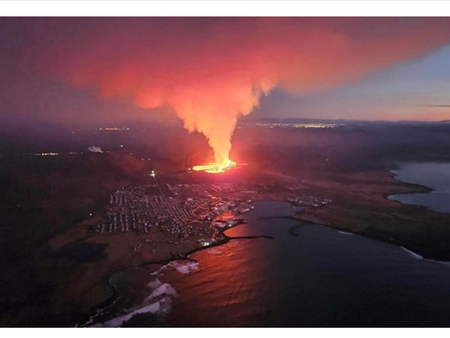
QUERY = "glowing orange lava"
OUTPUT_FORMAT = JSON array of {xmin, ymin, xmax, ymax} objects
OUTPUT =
[{"xmin": 192, "ymin": 158, "xmax": 237, "ymax": 174}]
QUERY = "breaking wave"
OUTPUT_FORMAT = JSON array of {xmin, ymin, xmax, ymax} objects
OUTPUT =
[
  {"xmin": 151, "ymin": 260, "xmax": 200, "ymax": 276},
  {"xmin": 92, "ymin": 260, "xmax": 200, "ymax": 327},
  {"xmin": 337, "ymin": 230, "xmax": 354, "ymax": 236},
  {"xmin": 92, "ymin": 279, "xmax": 177, "ymax": 327},
  {"xmin": 401, "ymin": 247, "xmax": 423, "ymax": 260},
  {"xmin": 205, "ymin": 248, "xmax": 224, "ymax": 255},
  {"xmin": 400, "ymin": 247, "xmax": 450, "ymax": 267}
]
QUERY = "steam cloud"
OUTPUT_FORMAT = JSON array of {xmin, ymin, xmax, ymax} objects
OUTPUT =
[{"xmin": 27, "ymin": 18, "xmax": 450, "ymax": 163}]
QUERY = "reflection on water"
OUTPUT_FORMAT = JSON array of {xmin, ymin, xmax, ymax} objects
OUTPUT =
[
  {"xmin": 389, "ymin": 162, "xmax": 450, "ymax": 213},
  {"xmin": 166, "ymin": 201, "xmax": 450, "ymax": 327},
  {"xmin": 167, "ymin": 239, "xmax": 277, "ymax": 327},
  {"xmin": 97, "ymin": 200, "xmax": 450, "ymax": 327}
]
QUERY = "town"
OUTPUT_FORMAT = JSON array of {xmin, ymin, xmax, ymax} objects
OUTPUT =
[
  {"xmin": 286, "ymin": 195, "xmax": 332, "ymax": 208},
  {"xmin": 89, "ymin": 180, "xmax": 253, "ymax": 246}
]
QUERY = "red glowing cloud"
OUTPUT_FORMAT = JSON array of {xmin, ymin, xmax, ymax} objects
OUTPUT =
[{"xmin": 25, "ymin": 18, "xmax": 450, "ymax": 163}]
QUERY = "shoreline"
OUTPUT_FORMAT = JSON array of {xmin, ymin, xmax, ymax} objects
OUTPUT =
[
  {"xmin": 291, "ymin": 213, "xmax": 450, "ymax": 265},
  {"xmin": 291, "ymin": 212, "xmax": 450, "ymax": 263},
  {"xmin": 385, "ymin": 166, "xmax": 450, "ymax": 215},
  {"xmin": 384, "ymin": 167, "xmax": 433, "ymax": 203},
  {"xmin": 294, "ymin": 166, "xmax": 450, "ymax": 262},
  {"xmin": 279, "ymin": 211, "xmax": 450, "ymax": 267}
]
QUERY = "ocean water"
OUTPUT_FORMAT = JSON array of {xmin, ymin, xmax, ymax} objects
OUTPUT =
[
  {"xmin": 91, "ymin": 200, "xmax": 450, "ymax": 327},
  {"xmin": 389, "ymin": 162, "xmax": 450, "ymax": 213}
]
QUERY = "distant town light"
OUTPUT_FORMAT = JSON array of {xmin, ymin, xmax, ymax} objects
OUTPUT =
[
  {"xmin": 99, "ymin": 127, "xmax": 130, "ymax": 131},
  {"xmin": 35, "ymin": 152, "xmax": 59, "ymax": 156},
  {"xmin": 253, "ymin": 122, "xmax": 342, "ymax": 129}
]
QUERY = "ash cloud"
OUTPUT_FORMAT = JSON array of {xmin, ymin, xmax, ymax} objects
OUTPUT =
[{"xmin": 3, "ymin": 18, "xmax": 450, "ymax": 162}]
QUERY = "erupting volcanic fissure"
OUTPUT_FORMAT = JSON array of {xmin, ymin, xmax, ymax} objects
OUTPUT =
[{"xmin": 192, "ymin": 158, "xmax": 237, "ymax": 174}]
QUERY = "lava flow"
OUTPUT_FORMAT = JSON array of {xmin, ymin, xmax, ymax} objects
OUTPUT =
[{"xmin": 192, "ymin": 159, "xmax": 237, "ymax": 174}]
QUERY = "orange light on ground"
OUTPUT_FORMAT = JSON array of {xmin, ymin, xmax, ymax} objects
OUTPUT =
[{"xmin": 192, "ymin": 159, "xmax": 237, "ymax": 174}]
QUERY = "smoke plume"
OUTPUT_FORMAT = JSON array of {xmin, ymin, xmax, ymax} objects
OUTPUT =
[{"xmin": 23, "ymin": 18, "xmax": 450, "ymax": 163}]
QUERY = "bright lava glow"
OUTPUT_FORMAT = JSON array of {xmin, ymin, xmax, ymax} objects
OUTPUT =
[{"xmin": 192, "ymin": 159, "xmax": 237, "ymax": 174}]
